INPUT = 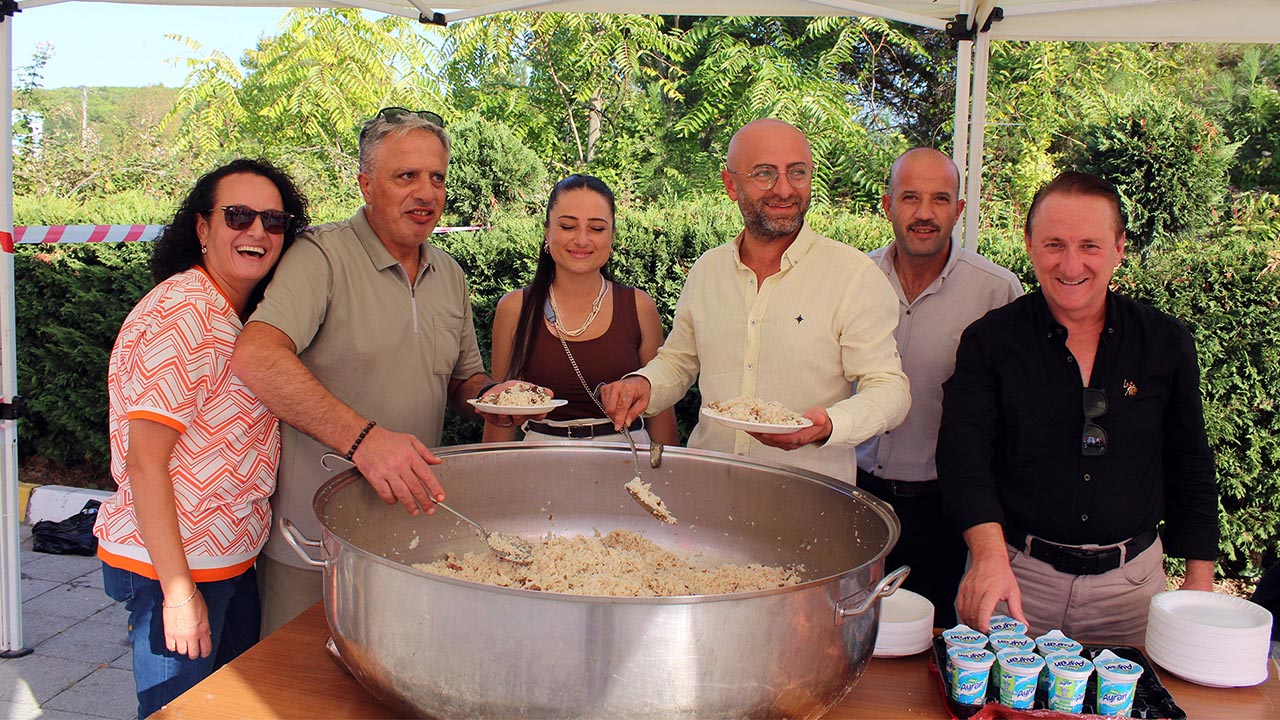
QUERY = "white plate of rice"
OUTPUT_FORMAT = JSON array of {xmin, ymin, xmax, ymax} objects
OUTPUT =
[
  {"xmin": 701, "ymin": 398, "xmax": 813, "ymax": 434},
  {"xmin": 469, "ymin": 384, "xmax": 566, "ymax": 414},
  {"xmin": 469, "ymin": 398, "xmax": 567, "ymax": 415}
]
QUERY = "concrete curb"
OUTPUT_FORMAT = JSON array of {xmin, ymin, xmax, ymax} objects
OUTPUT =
[{"xmin": 25, "ymin": 485, "xmax": 114, "ymax": 525}]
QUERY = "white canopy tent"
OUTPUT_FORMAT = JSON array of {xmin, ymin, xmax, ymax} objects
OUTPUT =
[{"xmin": 2, "ymin": 0, "xmax": 1278, "ymax": 655}]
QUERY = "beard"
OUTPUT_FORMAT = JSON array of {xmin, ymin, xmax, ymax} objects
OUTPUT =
[{"xmin": 738, "ymin": 193, "xmax": 810, "ymax": 240}]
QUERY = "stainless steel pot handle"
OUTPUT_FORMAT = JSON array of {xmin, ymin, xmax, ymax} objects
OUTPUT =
[
  {"xmin": 835, "ymin": 565, "xmax": 910, "ymax": 624},
  {"xmin": 280, "ymin": 517, "xmax": 326, "ymax": 567}
]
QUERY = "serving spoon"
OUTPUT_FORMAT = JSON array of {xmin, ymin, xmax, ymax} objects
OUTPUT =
[
  {"xmin": 321, "ymin": 452, "xmax": 533, "ymax": 564},
  {"xmin": 618, "ymin": 419, "xmax": 677, "ymax": 525}
]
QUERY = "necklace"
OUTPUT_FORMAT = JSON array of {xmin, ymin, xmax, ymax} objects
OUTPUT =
[{"xmin": 548, "ymin": 276, "xmax": 609, "ymax": 338}]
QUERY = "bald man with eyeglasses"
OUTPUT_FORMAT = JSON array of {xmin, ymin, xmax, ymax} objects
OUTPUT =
[
  {"xmin": 937, "ymin": 171, "xmax": 1218, "ymax": 646},
  {"xmin": 231, "ymin": 109, "xmax": 528, "ymax": 635},
  {"xmin": 602, "ymin": 118, "xmax": 910, "ymax": 482}
]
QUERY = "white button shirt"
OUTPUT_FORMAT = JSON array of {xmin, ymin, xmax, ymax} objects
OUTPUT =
[{"xmin": 635, "ymin": 222, "xmax": 911, "ymax": 483}]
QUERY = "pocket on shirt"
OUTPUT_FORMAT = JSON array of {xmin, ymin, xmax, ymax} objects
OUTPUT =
[{"xmin": 429, "ymin": 308, "xmax": 466, "ymax": 376}]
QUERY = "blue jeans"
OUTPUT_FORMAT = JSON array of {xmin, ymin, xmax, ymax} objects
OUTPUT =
[{"xmin": 102, "ymin": 562, "xmax": 261, "ymax": 719}]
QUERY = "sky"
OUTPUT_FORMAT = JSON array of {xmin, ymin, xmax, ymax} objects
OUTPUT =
[{"xmin": 11, "ymin": 4, "xmax": 293, "ymax": 89}]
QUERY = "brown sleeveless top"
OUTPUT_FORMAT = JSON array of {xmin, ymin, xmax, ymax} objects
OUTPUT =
[{"xmin": 521, "ymin": 283, "xmax": 643, "ymax": 420}]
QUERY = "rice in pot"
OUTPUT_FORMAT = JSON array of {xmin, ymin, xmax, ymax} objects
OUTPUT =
[{"xmin": 414, "ymin": 529, "xmax": 802, "ymax": 597}]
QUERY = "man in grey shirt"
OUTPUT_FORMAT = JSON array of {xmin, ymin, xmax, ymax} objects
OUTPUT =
[
  {"xmin": 232, "ymin": 109, "xmax": 524, "ymax": 635},
  {"xmin": 856, "ymin": 148, "xmax": 1023, "ymax": 626}
]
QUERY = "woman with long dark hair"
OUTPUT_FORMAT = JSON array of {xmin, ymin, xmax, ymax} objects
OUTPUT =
[
  {"xmin": 484, "ymin": 174, "xmax": 678, "ymax": 444},
  {"xmin": 93, "ymin": 158, "xmax": 308, "ymax": 718}
]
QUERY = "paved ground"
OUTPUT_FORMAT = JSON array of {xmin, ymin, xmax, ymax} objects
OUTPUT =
[{"xmin": 0, "ymin": 525, "xmax": 135, "ymax": 720}]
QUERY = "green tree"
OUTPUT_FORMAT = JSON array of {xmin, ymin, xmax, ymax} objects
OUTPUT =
[{"xmin": 446, "ymin": 12, "xmax": 688, "ymax": 172}]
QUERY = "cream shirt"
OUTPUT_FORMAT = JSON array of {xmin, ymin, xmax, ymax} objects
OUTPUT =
[
  {"xmin": 856, "ymin": 238, "xmax": 1023, "ymax": 482},
  {"xmin": 635, "ymin": 222, "xmax": 910, "ymax": 483}
]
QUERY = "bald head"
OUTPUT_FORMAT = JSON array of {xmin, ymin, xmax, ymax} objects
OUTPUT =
[
  {"xmin": 722, "ymin": 119, "xmax": 814, "ymax": 242},
  {"xmin": 888, "ymin": 148, "xmax": 960, "ymax": 198},
  {"xmin": 882, "ymin": 147, "xmax": 964, "ymax": 259},
  {"xmin": 726, "ymin": 118, "xmax": 812, "ymax": 168}
]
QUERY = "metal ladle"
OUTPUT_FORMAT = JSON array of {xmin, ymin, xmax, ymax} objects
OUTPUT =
[
  {"xmin": 619, "ymin": 421, "xmax": 677, "ymax": 525},
  {"xmin": 321, "ymin": 452, "xmax": 533, "ymax": 564}
]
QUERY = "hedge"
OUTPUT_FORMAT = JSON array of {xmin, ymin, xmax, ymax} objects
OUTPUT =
[{"xmin": 13, "ymin": 195, "xmax": 1279, "ymax": 577}]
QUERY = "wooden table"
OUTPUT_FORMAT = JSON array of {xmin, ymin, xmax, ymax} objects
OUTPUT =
[{"xmin": 155, "ymin": 602, "xmax": 1280, "ymax": 718}]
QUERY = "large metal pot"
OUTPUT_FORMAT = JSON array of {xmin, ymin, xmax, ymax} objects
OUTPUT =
[{"xmin": 284, "ymin": 442, "xmax": 904, "ymax": 719}]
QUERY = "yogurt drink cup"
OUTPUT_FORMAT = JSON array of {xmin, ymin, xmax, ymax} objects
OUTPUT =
[
  {"xmin": 942, "ymin": 625, "xmax": 988, "ymax": 681},
  {"xmin": 948, "ymin": 647, "xmax": 996, "ymax": 706},
  {"xmin": 1046, "ymin": 654, "xmax": 1095, "ymax": 713},
  {"xmin": 988, "ymin": 632, "xmax": 1035, "ymax": 685},
  {"xmin": 1094, "ymin": 649, "xmax": 1144, "ymax": 717},
  {"xmin": 1038, "ymin": 650, "xmax": 1078, "ymax": 699},
  {"xmin": 987, "ymin": 615, "xmax": 1028, "ymax": 636},
  {"xmin": 1035, "ymin": 629, "xmax": 1082, "ymax": 658},
  {"xmin": 996, "ymin": 649, "xmax": 1045, "ymax": 710}
]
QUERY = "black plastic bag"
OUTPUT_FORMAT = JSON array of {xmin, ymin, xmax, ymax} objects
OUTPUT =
[{"xmin": 32, "ymin": 499, "xmax": 100, "ymax": 556}]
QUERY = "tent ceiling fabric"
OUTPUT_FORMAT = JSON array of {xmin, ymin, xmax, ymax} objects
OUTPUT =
[{"xmin": 15, "ymin": 0, "xmax": 1280, "ymax": 44}]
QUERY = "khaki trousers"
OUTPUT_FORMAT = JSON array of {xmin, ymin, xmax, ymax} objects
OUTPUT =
[
  {"xmin": 257, "ymin": 554, "xmax": 324, "ymax": 639},
  {"xmin": 988, "ymin": 536, "xmax": 1166, "ymax": 646}
]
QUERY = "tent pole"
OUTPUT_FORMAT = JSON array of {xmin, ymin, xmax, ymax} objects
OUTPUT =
[
  {"xmin": 952, "ymin": 38, "xmax": 972, "ymax": 249},
  {"xmin": 0, "ymin": 11, "xmax": 29, "ymax": 658},
  {"xmin": 962, "ymin": 29, "xmax": 991, "ymax": 254}
]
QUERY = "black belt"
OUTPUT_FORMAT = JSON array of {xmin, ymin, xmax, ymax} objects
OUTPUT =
[
  {"xmin": 1009, "ymin": 529, "xmax": 1158, "ymax": 576},
  {"xmin": 525, "ymin": 418, "xmax": 642, "ymax": 439},
  {"xmin": 856, "ymin": 468, "xmax": 938, "ymax": 498}
]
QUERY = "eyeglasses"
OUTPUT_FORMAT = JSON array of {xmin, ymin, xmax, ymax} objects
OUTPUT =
[
  {"xmin": 726, "ymin": 165, "xmax": 813, "ymax": 191},
  {"xmin": 374, "ymin": 107, "xmax": 445, "ymax": 128},
  {"xmin": 215, "ymin": 205, "xmax": 294, "ymax": 235},
  {"xmin": 1082, "ymin": 387, "xmax": 1108, "ymax": 456}
]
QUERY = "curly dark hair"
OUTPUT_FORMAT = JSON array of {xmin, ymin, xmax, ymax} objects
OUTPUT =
[{"xmin": 149, "ymin": 158, "xmax": 310, "ymax": 313}]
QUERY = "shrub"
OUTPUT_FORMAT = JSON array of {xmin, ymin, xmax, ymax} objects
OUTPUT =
[
  {"xmin": 443, "ymin": 114, "xmax": 547, "ymax": 225},
  {"xmin": 14, "ymin": 244, "xmax": 154, "ymax": 468},
  {"xmin": 1068, "ymin": 93, "xmax": 1236, "ymax": 253},
  {"xmin": 14, "ymin": 196, "xmax": 1278, "ymax": 581}
]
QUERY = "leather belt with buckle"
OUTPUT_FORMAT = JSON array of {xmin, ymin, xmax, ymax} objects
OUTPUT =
[
  {"xmin": 1009, "ymin": 529, "xmax": 1158, "ymax": 576},
  {"xmin": 856, "ymin": 468, "xmax": 939, "ymax": 498},
  {"xmin": 525, "ymin": 418, "xmax": 642, "ymax": 439}
]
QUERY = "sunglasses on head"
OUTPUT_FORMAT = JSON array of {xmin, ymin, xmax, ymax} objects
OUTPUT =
[
  {"xmin": 215, "ymin": 205, "xmax": 294, "ymax": 235},
  {"xmin": 373, "ymin": 107, "xmax": 445, "ymax": 128},
  {"xmin": 1081, "ymin": 387, "xmax": 1108, "ymax": 456}
]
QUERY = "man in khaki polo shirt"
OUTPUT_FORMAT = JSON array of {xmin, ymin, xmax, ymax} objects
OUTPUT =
[{"xmin": 232, "ymin": 109, "xmax": 523, "ymax": 635}]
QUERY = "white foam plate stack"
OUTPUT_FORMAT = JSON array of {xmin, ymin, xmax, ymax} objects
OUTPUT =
[
  {"xmin": 1144, "ymin": 590, "xmax": 1273, "ymax": 687},
  {"xmin": 873, "ymin": 589, "xmax": 935, "ymax": 658}
]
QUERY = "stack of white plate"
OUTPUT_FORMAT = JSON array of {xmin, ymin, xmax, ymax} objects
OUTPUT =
[
  {"xmin": 873, "ymin": 588, "xmax": 935, "ymax": 658},
  {"xmin": 1144, "ymin": 590, "xmax": 1273, "ymax": 687}
]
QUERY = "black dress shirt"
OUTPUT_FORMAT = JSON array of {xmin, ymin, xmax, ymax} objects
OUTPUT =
[{"xmin": 937, "ymin": 291, "xmax": 1218, "ymax": 560}]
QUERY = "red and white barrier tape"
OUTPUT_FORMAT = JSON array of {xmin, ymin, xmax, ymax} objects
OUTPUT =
[{"xmin": 5, "ymin": 224, "xmax": 486, "ymax": 252}]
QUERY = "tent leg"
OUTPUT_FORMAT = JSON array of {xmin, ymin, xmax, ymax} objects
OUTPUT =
[
  {"xmin": 0, "ymin": 13, "xmax": 30, "ymax": 658},
  {"xmin": 953, "ymin": 38, "xmax": 973, "ymax": 249},
  {"xmin": 962, "ymin": 29, "xmax": 991, "ymax": 254}
]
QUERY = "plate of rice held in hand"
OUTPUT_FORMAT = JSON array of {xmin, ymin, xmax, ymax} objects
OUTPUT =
[
  {"xmin": 701, "ymin": 397, "xmax": 814, "ymax": 434},
  {"xmin": 468, "ymin": 383, "xmax": 567, "ymax": 415}
]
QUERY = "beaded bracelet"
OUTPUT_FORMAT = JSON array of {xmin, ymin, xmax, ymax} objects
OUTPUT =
[
  {"xmin": 162, "ymin": 587, "xmax": 198, "ymax": 609},
  {"xmin": 475, "ymin": 381, "xmax": 499, "ymax": 401},
  {"xmin": 345, "ymin": 420, "xmax": 377, "ymax": 461}
]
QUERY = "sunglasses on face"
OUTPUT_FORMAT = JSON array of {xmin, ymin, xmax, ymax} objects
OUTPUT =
[
  {"xmin": 1082, "ymin": 387, "xmax": 1108, "ymax": 456},
  {"xmin": 215, "ymin": 205, "xmax": 294, "ymax": 235}
]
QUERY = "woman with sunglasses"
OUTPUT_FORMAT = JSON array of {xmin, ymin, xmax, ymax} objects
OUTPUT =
[
  {"xmin": 93, "ymin": 158, "xmax": 308, "ymax": 718},
  {"xmin": 483, "ymin": 174, "xmax": 678, "ymax": 445}
]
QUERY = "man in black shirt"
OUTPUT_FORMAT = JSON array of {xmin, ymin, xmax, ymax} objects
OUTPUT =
[{"xmin": 937, "ymin": 172, "xmax": 1218, "ymax": 645}]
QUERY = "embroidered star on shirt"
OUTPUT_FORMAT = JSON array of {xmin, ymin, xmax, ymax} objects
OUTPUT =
[{"xmin": 795, "ymin": 314, "xmax": 804, "ymax": 324}]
